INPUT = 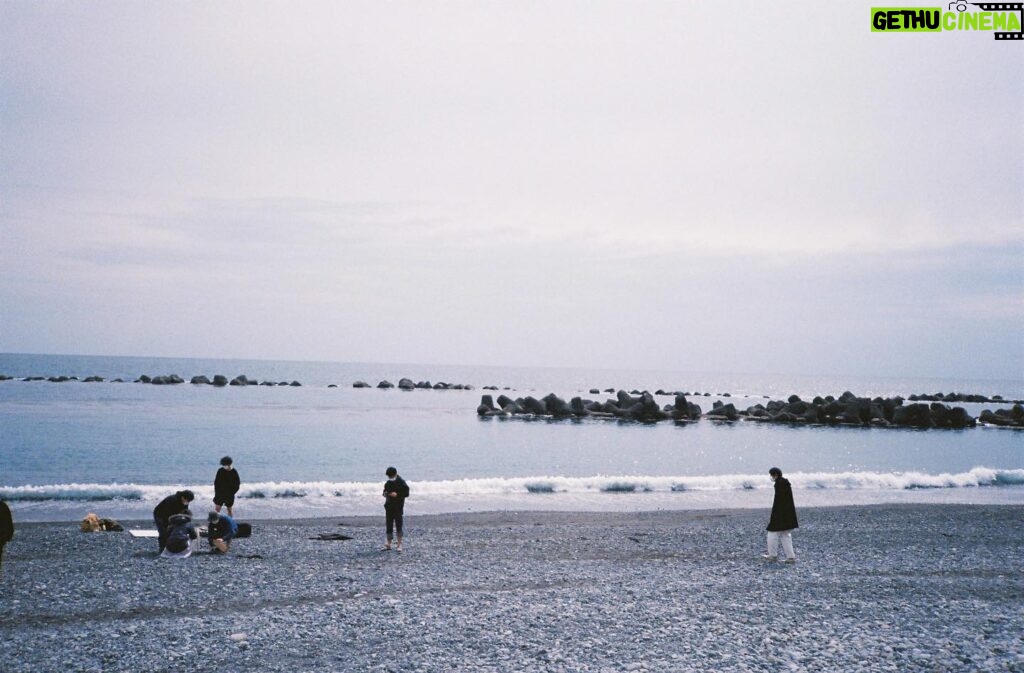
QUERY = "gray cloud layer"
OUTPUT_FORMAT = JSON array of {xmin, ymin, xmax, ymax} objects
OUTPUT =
[{"xmin": 1, "ymin": 1, "xmax": 1021, "ymax": 378}]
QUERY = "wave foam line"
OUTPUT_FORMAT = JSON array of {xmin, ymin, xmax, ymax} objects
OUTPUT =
[{"xmin": 1, "ymin": 467, "xmax": 1021, "ymax": 503}]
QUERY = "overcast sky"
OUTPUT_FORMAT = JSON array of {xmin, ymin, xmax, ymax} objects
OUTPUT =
[{"xmin": 1, "ymin": 1, "xmax": 1021, "ymax": 380}]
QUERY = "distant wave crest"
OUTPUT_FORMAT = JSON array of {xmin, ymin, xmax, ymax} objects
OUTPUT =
[
  {"xmin": 1, "ymin": 467, "xmax": 1021, "ymax": 503},
  {"xmin": 0, "ymin": 484, "xmax": 145, "ymax": 502}
]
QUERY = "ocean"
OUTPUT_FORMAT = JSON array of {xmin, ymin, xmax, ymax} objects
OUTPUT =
[{"xmin": 1, "ymin": 353, "xmax": 1021, "ymax": 522}]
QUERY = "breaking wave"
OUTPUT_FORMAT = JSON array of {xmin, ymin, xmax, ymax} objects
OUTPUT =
[{"xmin": 2, "ymin": 467, "xmax": 1022, "ymax": 504}]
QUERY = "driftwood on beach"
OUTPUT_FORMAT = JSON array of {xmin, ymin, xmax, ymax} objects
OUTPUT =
[{"xmin": 477, "ymin": 389, "xmax": 1024, "ymax": 429}]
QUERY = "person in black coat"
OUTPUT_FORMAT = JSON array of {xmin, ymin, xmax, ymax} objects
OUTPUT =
[
  {"xmin": 382, "ymin": 466, "xmax": 410, "ymax": 551},
  {"xmin": 213, "ymin": 456, "xmax": 241, "ymax": 517},
  {"xmin": 160, "ymin": 512, "xmax": 198, "ymax": 559},
  {"xmin": 765, "ymin": 467, "xmax": 798, "ymax": 562},
  {"xmin": 0, "ymin": 499, "xmax": 13, "ymax": 575},
  {"xmin": 153, "ymin": 490, "xmax": 195, "ymax": 553}
]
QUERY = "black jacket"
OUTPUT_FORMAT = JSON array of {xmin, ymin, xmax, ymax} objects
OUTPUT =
[
  {"xmin": 767, "ymin": 477, "xmax": 799, "ymax": 531},
  {"xmin": 153, "ymin": 494, "xmax": 188, "ymax": 525},
  {"xmin": 165, "ymin": 515, "xmax": 197, "ymax": 553},
  {"xmin": 214, "ymin": 467, "xmax": 241, "ymax": 497},
  {"xmin": 383, "ymin": 476, "xmax": 410, "ymax": 510},
  {"xmin": 0, "ymin": 500, "xmax": 13, "ymax": 543}
]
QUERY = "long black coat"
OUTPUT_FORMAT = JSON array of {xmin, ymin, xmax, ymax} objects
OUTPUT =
[
  {"xmin": 0, "ymin": 500, "xmax": 13, "ymax": 543},
  {"xmin": 767, "ymin": 477, "xmax": 798, "ymax": 531},
  {"xmin": 153, "ymin": 494, "xmax": 188, "ymax": 525}
]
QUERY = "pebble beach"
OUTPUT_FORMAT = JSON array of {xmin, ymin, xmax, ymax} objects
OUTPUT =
[{"xmin": 1, "ymin": 504, "xmax": 1022, "ymax": 672}]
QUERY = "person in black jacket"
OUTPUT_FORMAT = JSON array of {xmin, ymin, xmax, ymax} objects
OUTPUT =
[
  {"xmin": 161, "ymin": 512, "xmax": 198, "ymax": 559},
  {"xmin": 0, "ymin": 499, "xmax": 13, "ymax": 576},
  {"xmin": 153, "ymin": 490, "xmax": 195, "ymax": 553},
  {"xmin": 382, "ymin": 466, "xmax": 410, "ymax": 552},
  {"xmin": 765, "ymin": 467, "xmax": 798, "ymax": 563},
  {"xmin": 206, "ymin": 511, "xmax": 239, "ymax": 554},
  {"xmin": 213, "ymin": 456, "xmax": 241, "ymax": 517}
]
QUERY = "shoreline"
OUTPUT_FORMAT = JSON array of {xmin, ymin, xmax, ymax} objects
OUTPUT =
[
  {"xmin": 2, "ymin": 503, "xmax": 1022, "ymax": 672},
  {"xmin": 7, "ymin": 478, "xmax": 1024, "ymax": 523},
  {"xmin": 9, "ymin": 500, "xmax": 1024, "ymax": 529}
]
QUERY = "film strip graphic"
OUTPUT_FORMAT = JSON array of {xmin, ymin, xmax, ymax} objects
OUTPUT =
[{"xmin": 970, "ymin": 2, "xmax": 1024, "ymax": 39}]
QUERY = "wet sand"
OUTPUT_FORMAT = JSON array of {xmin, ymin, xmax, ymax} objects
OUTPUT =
[{"xmin": 1, "ymin": 504, "xmax": 1022, "ymax": 672}]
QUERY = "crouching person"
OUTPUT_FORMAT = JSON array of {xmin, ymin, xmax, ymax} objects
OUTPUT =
[
  {"xmin": 207, "ymin": 511, "xmax": 237, "ymax": 554},
  {"xmin": 153, "ymin": 489, "xmax": 195, "ymax": 553},
  {"xmin": 161, "ymin": 512, "xmax": 197, "ymax": 559}
]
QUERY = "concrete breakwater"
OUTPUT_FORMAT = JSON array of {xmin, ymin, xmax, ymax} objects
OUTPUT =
[
  {"xmin": 477, "ymin": 390, "xmax": 1024, "ymax": 429},
  {"xmin": 1, "ymin": 372, "xmax": 1021, "ymax": 427},
  {"xmin": 0, "ymin": 373, "xmax": 474, "ymax": 390},
  {"xmin": 354, "ymin": 378, "xmax": 474, "ymax": 390}
]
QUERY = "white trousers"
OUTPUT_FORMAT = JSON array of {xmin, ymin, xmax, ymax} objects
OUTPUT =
[{"xmin": 766, "ymin": 530, "xmax": 795, "ymax": 560}]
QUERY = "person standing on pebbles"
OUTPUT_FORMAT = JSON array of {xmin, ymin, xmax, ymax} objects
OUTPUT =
[
  {"xmin": 382, "ymin": 466, "xmax": 410, "ymax": 552},
  {"xmin": 765, "ymin": 467, "xmax": 798, "ymax": 563},
  {"xmin": 213, "ymin": 456, "xmax": 241, "ymax": 517},
  {"xmin": 0, "ymin": 498, "xmax": 13, "ymax": 576}
]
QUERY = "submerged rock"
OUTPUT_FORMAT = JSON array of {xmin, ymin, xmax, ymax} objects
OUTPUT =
[
  {"xmin": 706, "ymin": 402, "xmax": 739, "ymax": 421},
  {"xmin": 979, "ymin": 405, "xmax": 1024, "ymax": 427},
  {"xmin": 151, "ymin": 374, "xmax": 184, "ymax": 385},
  {"xmin": 470, "ymin": 387, "xmax": 996, "ymax": 432},
  {"xmin": 521, "ymin": 396, "xmax": 548, "ymax": 415},
  {"xmin": 542, "ymin": 393, "xmax": 573, "ymax": 416}
]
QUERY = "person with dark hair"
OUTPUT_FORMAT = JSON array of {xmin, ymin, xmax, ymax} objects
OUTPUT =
[
  {"xmin": 153, "ymin": 490, "xmax": 195, "ymax": 553},
  {"xmin": 213, "ymin": 456, "xmax": 241, "ymax": 517},
  {"xmin": 0, "ymin": 499, "xmax": 13, "ymax": 576},
  {"xmin": 382, "ymin": 466, "xmax": 410, "ymax": 552},
  {"xmin": 765, "ymin": 467, "xmax": 798, "ymax": 563},
  {"xmin": 160, "ymin": 511, "xmax": 197, "ymax": 559},
  {"xmin": 206, "ymin": 510, "xmax": 238, "ymax": 554}
]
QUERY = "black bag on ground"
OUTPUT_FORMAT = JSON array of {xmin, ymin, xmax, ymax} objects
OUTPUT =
[{"xmin": 235, "ymin": 522, "xmax": 252, "ymax": 538}]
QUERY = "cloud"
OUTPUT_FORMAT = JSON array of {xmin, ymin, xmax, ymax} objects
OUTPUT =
[{"xmin": 0, "ymin": 1, "xmax": 1020, "ymax": 377}]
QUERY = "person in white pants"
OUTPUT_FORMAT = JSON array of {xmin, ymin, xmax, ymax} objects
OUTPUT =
[
  {"xmin": 765, "ymin": 467, "xmax": 798, "ymax": 562},
  {"xmin": 766, "ymin": 530, "xmax": 795, "ymax": 562}
]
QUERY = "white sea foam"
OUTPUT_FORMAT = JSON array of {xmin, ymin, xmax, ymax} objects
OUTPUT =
[
  {"xmin": 3, "ymin": 467, "xmax": 1022, "ymax": 505},
  {"xmin": 5, "ymin": 468, "xmax": 1024, "ymax": 523}
]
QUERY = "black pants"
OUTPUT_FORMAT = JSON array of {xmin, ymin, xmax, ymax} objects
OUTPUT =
[
  {"xmin": 385, "ymin": 504, "xmax": 404, "ymax": 540},
  {"xmin": 154, "ymin": 517, "xmax": 169, "ymax": 551}
]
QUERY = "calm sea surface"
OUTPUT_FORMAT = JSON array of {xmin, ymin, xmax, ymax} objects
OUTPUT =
[{"xmin": 1, "ymin": 353, "xmax": 1021, "ymax": 521}]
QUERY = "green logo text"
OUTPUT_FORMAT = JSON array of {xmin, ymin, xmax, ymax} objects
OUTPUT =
[{"xmin": 871, "ymin": 6, "xmax": 1022, "ymax": 32}]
